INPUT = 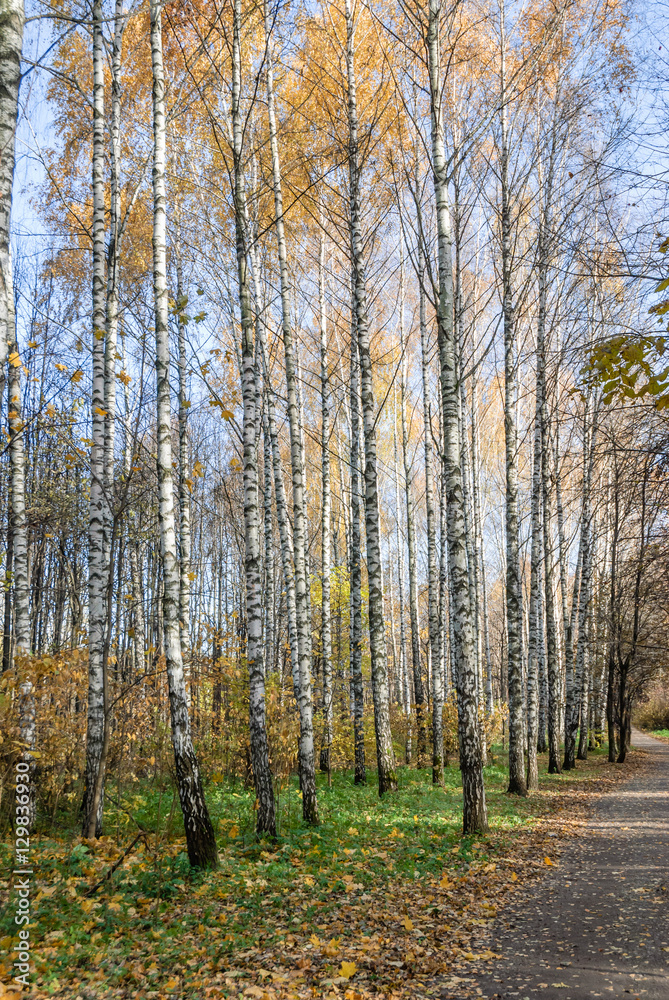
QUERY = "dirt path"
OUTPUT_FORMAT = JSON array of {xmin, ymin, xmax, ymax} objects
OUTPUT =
[{"xmin": 463, "ymin": 731, "xmax": 669, "ymax": 1000}]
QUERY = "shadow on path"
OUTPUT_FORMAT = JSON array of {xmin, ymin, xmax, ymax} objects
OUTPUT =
[{"xmin": 458, "ymin": 731, "xmax": 669, "ymax": 1000}]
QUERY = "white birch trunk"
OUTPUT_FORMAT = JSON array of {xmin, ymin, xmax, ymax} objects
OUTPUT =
[
  {"xmin": 150, "ymin": 0, "xmax": 218, "ymax": 864},
  {"xmin": 83, "ymin": 0, "xmax": 108, "ymax": 838},
  {"xmin": 318, "ymin": 230, "xmax": 333, "ymax": 776},
  {"xmin": 427, "ymin": 0, "xmax": 487, "ymax": 832},
  {"xmin": 345, "ymin": 0, "xmax": 396, "ymax": 794},
  {"xmin": 174, "ymin": 240, "xmax": 191, "ymax": 650},
  {"xmin": 400, "ymin": 255, "xmax": 426, "ymax": 762},
  {"xmin": 499, "ymin": 9, "xmax": 526, "ymax": 796},
  {"xmin": 9, "ymin": 337, "xmax": 35, "ymax": 825},
  {"xmin": 419, "ymin": 242, "xmax": 443, "ymax": 782},
  {"xmin": 349, "ymin": 279, "xmax": 366, "ymax": 784},
  {"xmin": 0, "ymin": 0, "xmax": 24, "ymax": 406},
  {"xmin": 263, "ymin": 0, "xmax": 317, "ymax": 822}
]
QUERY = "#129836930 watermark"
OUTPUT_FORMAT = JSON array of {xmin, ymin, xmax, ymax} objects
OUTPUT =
[{"xmin": 12, "ymin": 759, "xmax": 33, "ymax": 989}]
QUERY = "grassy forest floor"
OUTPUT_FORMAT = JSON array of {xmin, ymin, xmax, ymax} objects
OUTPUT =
[{"xmin": 0, "ymin": 745, "xmax": 644, "ymax": 1000}]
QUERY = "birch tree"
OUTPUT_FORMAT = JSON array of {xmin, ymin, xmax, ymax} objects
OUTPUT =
[
  {"xmin": 426, "ymin": 0, "xmax": 487, "ymax": 832},
  {"xmin": 82, "ymin": 0, "xmax": 109, "ymax": 838},
  {"xmin": 0, "ymin": 0, "xmax": 24, "ymax": 406},
  {"xmin": 345, "ymin": 0, "xmax": 396, "ymax": 794},
  {"xmin": 264, "ymin": 0, "xmax": 318, "ymax": 822},
  {"xmin": 150, "ymin": 0, "xmax": 218, "ymax": 865}
]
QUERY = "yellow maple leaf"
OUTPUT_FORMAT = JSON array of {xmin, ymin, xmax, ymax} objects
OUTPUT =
[
  {"xmin": 8, "ymin": 351, "xmax": 21, "ymax": 367},
  {"xmin": 228, "ymin": 824, "xmax": 239, "ymax": 838},
  {"xmin": 510, "ymin": 871, "xmax": 518, "ymax": 881},
  {"xmin": 323, "ymin": 937, "xmax": 340, "ymax": 956},
  {"xmin": 303, "ymin": 875, "xmax": 315, "ymax": 887},
  {"xmin": 339, "ymin": 961, "xmax": 356, "ymax": 979},
  {"xmin": 55, "ymin": 362, "xmax": 67, "ymax": 371},
  {"xmin": 309, "ymin": 933, "xmax": 320, "ymax": 947},
  {"xmin": 71, "ymin": 369, "xmax": 84, "ymax": 383},
  {"xmin": 94, "ymin": 406, "xmax": 107, "ymax": 416},
  {"xmin": 544, "ymin": 856, "xmax": 555, "ymax": 866},
  {"xmin": 402, "ymin": 915, "xmax": 414, "ymax": 931}
]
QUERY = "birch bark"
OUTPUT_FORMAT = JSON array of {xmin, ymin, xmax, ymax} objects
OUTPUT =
[
  {"xmin": 8, "ymin": 334, "xmax": 34, "ymax": 824},
  {"xmin": 499, "ymin": 9, "xmax": 526, "ymax": 796},
  {"xmin": 264, "ymin": 0, "xmax": 317, "ymax": 822},
  {"xmin": 345, "ymin": 0, "xmax": 396, "ymax": 793},
  {"xmin": 150, "ymin": 0, "xmax": 218, "ymax": 864},
  {"xmin": 564, "ymin": 404, "xmax": 597, "ymax": 770},
  {"xmin": 82, "ymin": 0, "xmax": 108, "ymax": 838},
  {"xmin": 427, "ymin": 0, "xmax": 487, "ymax": 832},
  {"xmin": 319, "ymin": 231, "xmax": 333, "ymax": 776},
  {"xmin": 229, "ymin": 0, "xmax": 275, "ymax": 837},
  {"xmin": 400, "ymin": 258, "xmax": 426, "ymax": 761},
  {"xmin": 527, "ymin": 408, "xmax": 542, "ymax": 790},
  {"xmin": 418, "ymin": 243, "xmax": 442, "ymax": 783},
  {"xmin": 174, "ymin": 239, "xmax": 191, "ymax": 649},
  {"xmin": 0, "ymin": 0, "xmax": 24, "ymax": 406},
  {"xmin": 349, "ymin": 280, "xmax": 366, "ymax": 785}
]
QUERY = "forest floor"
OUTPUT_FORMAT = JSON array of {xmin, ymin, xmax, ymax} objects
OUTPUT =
[
  {"xmin": 0, "ymin": 744, "xmax": 651, "ymax": 1000},
  {"xmin": 459, "ymin": 730, "xmax": 669, "ymax": 1000}
]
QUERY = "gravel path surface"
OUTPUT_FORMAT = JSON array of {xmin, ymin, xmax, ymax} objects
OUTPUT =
[{"xmin": 464, "ymin": 731, "xmax": 669, "ymax": 1000}]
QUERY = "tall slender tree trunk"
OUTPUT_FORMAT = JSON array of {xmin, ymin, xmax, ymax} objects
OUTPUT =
[
  {"xmin": 9, "ymin": 334, "xmax": 34, "ymax": 824},
  {"xmin": 0, "ymin": 0, "xmax": 24, "ymax": 410},
  {"xmin": 394, "ymin": 386, "xmax": 411, "ymax": 761},
  {"xmin": 349, "ymin": 278, "xmax": 366, "ymax": 785},
  {"xmin": 229, "ymin": 0, "xmax": 275, "ymax": 838},
  {"xmin": 564, "ymin": 405, "xmax": 597, "ymax": 769},
  {"xmin": 527, "ymin": 408, "xmax": 542, "ymax": 791},
  {"xmin": 174, "ymin": 238, "xmax": 191, "ymax": 652},
  {"xmin": 150, "ymin": 0, "xmax": 218, "ymax": 864},
  {"xmin": 399, "ymin": 257, "xmax": 426, "ymax": 762},
  {"xmin": 418, "ymin": 243, "xmax": 442, "ymax": 783},
  {"xmin": 427, "ymin": 0, "xmax": 487, "ymax": 833},
  {"xmin": 319, "ymin": 230, "xmax": 333, "ymax": 776},
  {"xmin": 499, "ymin": 9, "xmax": 526, "ymax": 796},
  {"xmin": 264, "ymin": 0, "xmax": 318, "ymax": 822},
  {"xmin": 82, "ymin": 0, "xmax": 108, "ymax": 838},
  {"xmin": 345, "ymin": 0, "xmax": 396, "ymax": 794}
]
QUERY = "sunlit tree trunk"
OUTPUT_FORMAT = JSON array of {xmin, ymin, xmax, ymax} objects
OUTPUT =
[
  {"xmin": 419, "ymin": 243, "xmax": 442, "ymax": 783},
  {"xmin": 262, "ymin": 413, "xmax": 275, "ymax": 675},
  {"xmin": 345, "ymin": 0, "xmax": 396, "ymax": 794},
  {"xmin": 264, "ymin": 0, "xmax": 318, "ymax": 822},
  {"xmin": 427, "ymin": 0, "xmax": 487, "ymax": 832},
  {"xmin": 565, "ymin": 404, "xmax": 597, "ymax": 769},
  {"xmin": 150, "ymin": 0, "xmax": 218, "ymax": 863},
  {"xmin": 400, "ymin": 256, "xmax": 426, "ymax": 762},
  {"xmin": 319, "ymin": 230, "xmax": 333, "ymax": 776},
  {"xmin": 393, "ymin": 385, "xmax": 411, "ymax": 761},
  {"xmin": 527, "ymin": 408, "xmax": 542, "ymax": 790},
  {"xmin": 0, "ymin": 0, "xmax": 24, "ymax": 410},
  {"xmin": 174, "ymin": 239, "xmax": 191, "ymax": 652},
  {"xmin": 102, "ymin": 0, "xmax": 125, "ymax": 594},
  {"xmin": 349, "ymin": 279, "xmax": 366, "ymax": 785},
  {"xmin": 8, "ymin": 333, "xmax": 34, "ymax": 824},
  {"xmin": 230, "ymin": 0, "xmax": 276, "ymax": 837},
  {"xmin": 82, "ymin": 0, "xmax": 108, "ymax": 838},
  {"xmin": 499, "ymin": 8, "xmax": 526, "ymax": 796}
]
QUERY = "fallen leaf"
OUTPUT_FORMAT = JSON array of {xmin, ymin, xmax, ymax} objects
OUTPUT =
[
  {"xmin": 339, "ymin": 961, "xmax": 357, "ymax": 979},
  {"xmin": 402, "ymin": 915, "xmax": 414, "ymax": 931},
  {"xmin": 544, "ymin": 856, "xmax": 555, "ymax": 866}
]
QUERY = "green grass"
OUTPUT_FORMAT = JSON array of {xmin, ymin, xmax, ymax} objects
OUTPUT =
[{"xmin": 0, "ymin": 746, "xmax": 614, "ymax": 996}]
